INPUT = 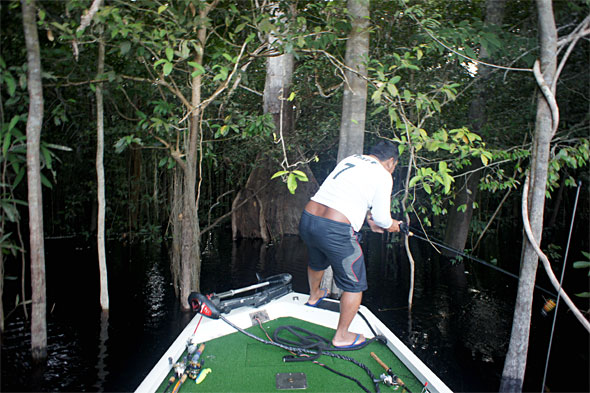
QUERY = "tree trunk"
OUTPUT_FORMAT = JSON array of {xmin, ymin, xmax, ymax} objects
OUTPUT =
[
  {"xmin": 170, "ymin": 168, "xmax": 183, "ymax": 298},
  {"xmin": 21, "ymin": 0, "xmax": 47, "ymax": 361},
  {"xmin": 96, "ymin": 32, "xmax": 109, "ymax": 311},
  {"xmin": 175, "ymin": 3, "xmax": 218, "ymax": 309},
  {"xmin": 232, "ymin": 2, "xmax": 317, "ymax": 241},
  {"xmin": 500, "ymin": 0, "xmax": 557, "ymax": 390},
  {"xmin": 443, "ymin": 0, "xmax": 505, "ymax": 253},
  {"xmin": 337, "ymin": 0, "xmax": 370, "ymax": 163},
  {"xmin": 322, "ymin": 0, "xmax": 370, "ymax": 297},
  {"xmin": 443, "ymin": 162, "xmax": 481, "ymax": 254}
]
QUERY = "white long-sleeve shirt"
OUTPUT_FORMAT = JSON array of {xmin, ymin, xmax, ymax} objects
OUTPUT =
[{"xmin": 311, "ymin": 154, "xmax": 394, "ymax": 231}]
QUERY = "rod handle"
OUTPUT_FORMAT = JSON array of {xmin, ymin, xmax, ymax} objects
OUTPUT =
[{"xmin": 370, "ymin": 352, "xmax": 389, "ymax": 371}]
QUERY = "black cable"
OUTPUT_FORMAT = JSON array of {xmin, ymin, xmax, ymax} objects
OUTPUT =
[
  {"xmin": 315, "ymin": 361, "xmax": 373, "ymax": 393},
  {"xmin": 273, "ymin": 324, "xmax": 380, "ymax": 351}
]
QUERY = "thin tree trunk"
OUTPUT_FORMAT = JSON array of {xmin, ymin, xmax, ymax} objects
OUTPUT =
[
  {"xmin": 443, "ymin": 0, "xmax": 505, "ymax": 253},
  {"xmin": 96, "ymin": 32, "xmax": 109, "ymax": 311},
  {"xmin": 22, "ymin": 0, "xmax": 47, "ymax": 361},
  {"xmin": 170, "ymin": 168, "xmax": 183, "ymax": 298},
  {"xmin": 337, "ymin": 0, "xmax": 370, "ymax": 162},
  {"xmin": 500, "ymin": 0, "xmax": 557, "ymax": 390},
  {"xmin": 178, "ymin": 2, "xmax": 216, "ymax": 309},
  {"xmin": 322, "ymin": 0, "xmax": 370, "ymax": 298}
]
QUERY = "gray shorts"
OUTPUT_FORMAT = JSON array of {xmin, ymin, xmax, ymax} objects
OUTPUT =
[{"xmin": 299, "ymin": 210, "xmax": 367, "ymax": 292}]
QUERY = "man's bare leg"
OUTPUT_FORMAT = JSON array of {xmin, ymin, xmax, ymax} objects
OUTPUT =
[
  {"xmin": 307, "ymin": 266, "xmax": 326, "ymax": 304},
  {"xmin": 332, "ymin": 291, "xmax": 364, "ymax": 346}
]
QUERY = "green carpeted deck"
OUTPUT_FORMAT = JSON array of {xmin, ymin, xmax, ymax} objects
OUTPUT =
[{"xmin": 156, "ymin": 317, "xmax": 423, "ymax": 393}]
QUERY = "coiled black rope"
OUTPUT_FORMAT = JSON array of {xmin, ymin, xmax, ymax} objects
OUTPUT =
[{"xmin": 219, "ymin": 315, "xmax": 381, "ymax": 393}]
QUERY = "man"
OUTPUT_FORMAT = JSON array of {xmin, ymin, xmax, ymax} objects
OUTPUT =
[{"xmin": 299, "ymin": 140, "xmax": 402, "ymax": 348}]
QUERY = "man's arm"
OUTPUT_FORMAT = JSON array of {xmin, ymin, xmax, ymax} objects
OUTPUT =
[{"xmin": 367, "ymin": 215, "xmax": 402, "ymax": 233}]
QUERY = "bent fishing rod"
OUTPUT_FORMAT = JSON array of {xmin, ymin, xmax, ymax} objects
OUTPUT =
[{"xmin": 398, "ymin": 222, "xmax": 557, "ymax": 297}]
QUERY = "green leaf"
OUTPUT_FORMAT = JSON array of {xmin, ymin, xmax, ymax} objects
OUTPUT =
[
  {"xmin": 287, "ymin": 173, "xmax": 298, "ymax": 194},
  {"xmin": 120, "ymin": 41, "xmax": 131, "ymax": 55},
  {"xmin": 40, "ymin": 174, "xmax": 53, "ymax": 189},
  {"xmin": 154, "ymin": 59, "xmax": 167, "ymax": 67},
  {"xmin": 189, "ymin": 63, "xmax": 206, "ymax": 77},
  {"xmin": 158, "ymin": 4, "xmax": 168, "ymax": 14},
  {"xmin": 573, "ymin": 261, "xmax": 590, "ymax": 269},
  {"xmin": 291, "ymin": 170, "xmax": 308, "ymax": 182},
  {"xmin": 409, "ymin": 175, "xmax": 421, "ymax": 188},
  {"xmin": 270, "ymin": 170, "xmax": 288, "ymax": 180},
  {"xmin": 41, "ymin": 146, "xmax": 52, "ymax": 170},
  {"xmin": 8, "ymin": 115, "xmax": 19, "ymax": 131},
  {"xmin": 0, "ymin": 201, "xmax": 18, "ymax": 222},
  {"xmin": 163, "ymin": 62, "xmax": 173, "ymax": 76},
  {"xmin": 3, "ymin": 131, "xmax": 11, "ymax": 157},
  {"xmin": 13, "ymin": 169, "xmax": 25, "ymax": 188},
  {"xmin": 575, "ymin": 292, "xmax": 590, "ymax": 298},
  {"xmin": 165, "ymin": 47, "xmax": 174, "ymax": 62},
  {"xmin": 4, "ymin": 73, "xmax": 16, "ymax": 96},
  {"xmin": 423, "ymin": 183, "xmax": 432, "ymax": 194},
  {"xmin": 386, "ymin": 82, "xmax": 399, "ymax": 98}
]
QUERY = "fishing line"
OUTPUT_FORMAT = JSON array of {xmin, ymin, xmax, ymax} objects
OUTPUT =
[
  {"xmin": 401, "ymin": 224, "xmax": 557, "ymax": 297},
  {"xmin": 541, "ymin": 180, "xmax": 582, "ymax": 391}
]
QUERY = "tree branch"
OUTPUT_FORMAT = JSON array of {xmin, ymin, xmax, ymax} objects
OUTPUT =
[{"xmin": 521, "ymin": 174, "xmax": 590, "ymax": 332}]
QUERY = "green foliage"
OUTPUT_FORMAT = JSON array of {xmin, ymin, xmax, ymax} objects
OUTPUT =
[
  {"xmin": 271, "ymin": 170, "xmax": 309, "ymax": 195},
  {"xmin": 0, "ymin": 0, "xmax": 586, "ymax": 253},
  {"xmin": 212, "ymin": 113, "xmax": 275, "ymax": 140},
  {"xmin": 546, "ymin": 139, "xmax": 590, "ymax": 195},
  {"xmin": 573, "ymin": 251, "xmax": 590, "ymax": 298}
]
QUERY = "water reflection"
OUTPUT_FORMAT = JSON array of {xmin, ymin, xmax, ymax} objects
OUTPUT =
[
  {"xmin": 1, "ymin": 233, "xmax": 587, "ymax": 392},
  {"xmin": 143, "ymin": 262, "xmax": 166, "ymax": 328},
  {"xmin": 93, "ymin": 311, "xmax": 109, "ymax": 392}
]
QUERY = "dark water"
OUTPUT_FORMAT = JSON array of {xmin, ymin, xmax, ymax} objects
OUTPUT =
[{"xmin": 1, "ymin": 229, "xmax": 588, "ymax": 392}]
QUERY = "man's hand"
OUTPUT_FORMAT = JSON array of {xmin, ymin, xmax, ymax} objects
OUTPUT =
[
  {"xmin": 387, "ymin": 220, "xmax": 402, "ymax": 233},
  {"xmin": 367, "ymin": 217, "xmax": 385, "ymax": 233}
]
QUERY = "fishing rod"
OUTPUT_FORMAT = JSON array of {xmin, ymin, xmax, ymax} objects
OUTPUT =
[{"xmin": 399, "ymin": 223, "xmax": 557, "ymax": 297}]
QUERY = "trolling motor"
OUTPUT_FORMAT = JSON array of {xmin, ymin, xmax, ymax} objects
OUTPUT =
[{"xmin": 188, "ymin": 273, "xmax": 293, "ymax": 319}]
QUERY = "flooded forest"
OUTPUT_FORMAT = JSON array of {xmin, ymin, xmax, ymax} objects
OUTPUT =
[{"xmin": 1, "ymin": 0, "xmax": 588, "ymax": 392}]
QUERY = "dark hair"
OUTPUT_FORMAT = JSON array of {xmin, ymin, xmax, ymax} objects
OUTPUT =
[{"xmin": 368, "ymin": 140, "xmax": 398, "ymax": 162}]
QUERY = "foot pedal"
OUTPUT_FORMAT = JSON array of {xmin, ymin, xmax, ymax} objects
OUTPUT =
[{"xmin": 276, "ymin": 373, "xmax": 307, "ymax": 390}]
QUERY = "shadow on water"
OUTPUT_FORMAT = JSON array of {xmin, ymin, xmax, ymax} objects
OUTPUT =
[{"xmin": 1, "ymin": 228, "xmax": 588, "ymax": 392}]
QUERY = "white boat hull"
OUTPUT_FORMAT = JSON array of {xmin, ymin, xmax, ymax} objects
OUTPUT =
[{"xmin": 136, "ymin": 292, "xmax": 452, "ymax": 393}]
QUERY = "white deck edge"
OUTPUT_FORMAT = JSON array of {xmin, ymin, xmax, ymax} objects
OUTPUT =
[{"xmin": 135, "ymin": 292, "xmax": 453, "ymax": 393}]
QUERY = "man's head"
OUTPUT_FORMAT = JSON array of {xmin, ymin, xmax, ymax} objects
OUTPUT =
[{"xmin": 369, "ymin": 140, "xmax": 398, "ymax": 174}]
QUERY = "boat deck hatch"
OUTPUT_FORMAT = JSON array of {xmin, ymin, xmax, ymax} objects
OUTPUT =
[
  {"xmin": 276, "ymin": 372, "xmax": 307, "ymax": 390},
  {"xmin": 250, "ymin": 310, "xmax": 270, "ymax": 325}
]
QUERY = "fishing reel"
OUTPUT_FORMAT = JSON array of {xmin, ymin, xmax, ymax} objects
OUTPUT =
[
  {"xmin": 374, "ymin": 373, "xmax": 398, "ymax": 387},
  {"xmin": 400, "ymin": 222, "xmax": 410, "ymax": 235}
]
